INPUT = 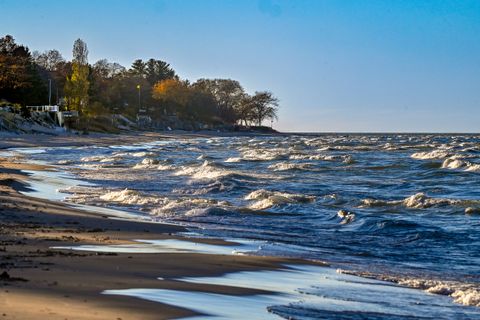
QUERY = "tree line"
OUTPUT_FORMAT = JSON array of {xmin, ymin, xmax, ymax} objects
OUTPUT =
[{"xmin": 0, "ymin": 35, "xmax": 279, "ymax": 127}]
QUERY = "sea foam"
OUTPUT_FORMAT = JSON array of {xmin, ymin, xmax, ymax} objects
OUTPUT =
[{"xmin": 337, "ymin": 269, "xmax": 480, "ymax": 307}]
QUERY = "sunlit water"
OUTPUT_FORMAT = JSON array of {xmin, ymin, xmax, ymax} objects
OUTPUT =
[{"xmin": 21, "ymin": 133, "xmax": 480, "ymax": 318}]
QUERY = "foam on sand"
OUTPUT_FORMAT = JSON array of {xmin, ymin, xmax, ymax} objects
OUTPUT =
[
  {"xmin": 337, "ymin": 269, "xmax": 480, "ymax": 307},
  {"xmin": 102, "ymin": 265, "xmax": 480, "ymax": 319}
]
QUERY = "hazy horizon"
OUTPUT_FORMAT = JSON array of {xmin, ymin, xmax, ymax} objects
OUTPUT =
[{"xmin": 1, "ymin": 0, "xmax": 479, "ymax": 132}]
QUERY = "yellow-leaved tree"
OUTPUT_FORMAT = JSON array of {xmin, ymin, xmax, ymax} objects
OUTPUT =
[
  {"xmin": 64, "ymin": 39, "xmax": 89, "ymax": 113},
  {"xmin": 152, "ymin": 78, "xmax": 190, "ymax": 115}
]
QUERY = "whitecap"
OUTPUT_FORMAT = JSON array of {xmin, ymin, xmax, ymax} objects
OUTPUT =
[
  {"xmin": 175, "ymin": 161, "xmax": 235, "ymax": 180},
  {"xmin": 240, "ymin": 149, "xmax": 285, "ymax": 161},
  {"xmin": 80, "ymin": 155, "xmax": 123, "ymax": 163},
  {"xmin": 411, "ymin": 150, "xmax": 451, "ymax": 160},
  {"xmin": 99, "ymin": 188, "xmax": 166, "ymax": 205},
  {"xmin": 245, "ymin": 189, "xmax": 315, "ymax": 210},
  {"xmin": 441, "ymin": 157, "xmax": 480, "ymax": 173},
  {"xmin": 131, "ymin": 151, "xmax": 155, "ymax": 157},
  {"xmin": 465, "ymin": 207, "xmax": 480, "ymax": 214},
  {"xmin": 268, "ymin": 162, "xmax": 314, "ymax": 171},
  {"xmin": 157, "ymin": 164, "xmax": 174, "ymax": 171},
  {"xmin": 289, "ymin": 154, "xmax": 353, "ymax": 163},
  {"xmin": 466, "ymin": 164, "xmax": 480, "ymax": 172},
  {"xmin": 225, "ymin": 157, "xmax": 242, "ymax": 163},
  {"xmin": 80, "ymin": 155, "xmax": 108, "ymax": 162},
  {"xmin": 441, "ymin": 158, "xmax": 467, "ymax": 169},
  {"xmin": 150, "ymin": 198, "xmax": 230, "ymax": 217},
  {"xmin": 360, "ymin": 193, "xmax": 467, "ymax": 209},
  {"xmin": 56, "ymin": 159, "xmax": 75, "ymax": 165},
  {"xmin": 132, "ymin": 158, "xmax": 160, "ymax": 169},
  {"xmin": 402, "ymin": 193, "xmax": 461, "ymax": 208}
]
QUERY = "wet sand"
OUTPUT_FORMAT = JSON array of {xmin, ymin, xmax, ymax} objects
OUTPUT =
[{"xmin": 0, "ymin": 133, "xmax": 307, "ymax": 320}]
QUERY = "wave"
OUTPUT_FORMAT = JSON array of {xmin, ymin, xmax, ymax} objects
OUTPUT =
[
  {"xmin": 245, "ymin": 189, "xmax": 315, "ymax": 210},
  {"xmin": 411, "ymin": 150, "xmax": 451, "ymax": 160},
  {"xmin": 224, "ymin": 157, "xmax": 242, "ymax": 163},
  {"xmin": 289, "ymin": 154, "xmax": 353, "ymax": 163},
  {"xmin": 268, "ymin": 162, "xmax": 314, "ymax": 172},
  {"xmin": 175, "ymin": 160, "xmax": 238, "ymax": 180},
  {"xmin": 132, "ymin": 158, "xmax": 160, "ymax": 169},
  {"xmin": 173, "ymin": 181, "xmax": 237, "ymax": 195},
  {"xmin": 99, "ymin": 188, "xmax": 167, "ymax": 205},
  {"xmin": 80, "ymin": 155, "xmax": 123, "ymax": 163},
  {"xmin": 174, "ymin": 160, "xmax": 269, "ymax": 181},
  {"xmin": 150, "ymin": 198, "xmax": 230, "ymax": 218},
  {"xmin": 465, "ymin": 207, "xmax": 480, "ymax": 214},
  {"xmin": 360, "ymin": 193, "xmax": 478, "ymax": 210},
  {"xmin": 64, "ymin": 186, "xmax": 231, "ymax": 218},
  {"xmin": 442, "ymin": 157, "xmax": 480, "ymax": 172},
  {"xmin": 337, "ymin": 269, "xmax": 480, "ymax": 307},
  {"xmin": 56, "ymin": 159, "xmax": 75, "ymax": 165},
  {"xmin": 411, "ymin": 148, "xmax": 480, "ymax": 173},
  {"xmin": 240, "ymin": 149, "xmax": 286, "ymax": 161},
  {"xmin": 130, "ymin": 151, "xmax": 155, "ymax": 157},
  {"xmin": 59, "ymin": 186, "xmax": 107, "ymax": 204}
]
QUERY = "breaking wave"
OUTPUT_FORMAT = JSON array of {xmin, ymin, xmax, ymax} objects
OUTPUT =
[
  {"xmin": 268, "ymin": 162, "xmax": 314, "ymax": 172},
  {"xmin": 441, "ymin": 157, "xmax": 480, "ymax": 172},
  {"xmin": 411, "ymin": 150, "xmax": 451, "ymax": 160},
  {"xmin": 289, "ymin": 154, "xmax": 353, "ymax": 163},
  {"xmin": 150, "ymin": 198, "xmax": 230, "ymax": 218},
  {"xmin": 411, "ymin": 149, "xmax": 480, "ymax": 173},
  {"xmin": 240, "ymin": 149, "xmax": 287, "ymax": 161},
  {"xmin": 80, "ymin": 155, "xmax": 123, "ymax": 163},
  {"xmin": 99, "ymin": 188, "xmax": 167, "ymax": 205},
  {"xmin": 360, "ymin": 193, "xmax": 479, "ymax": 210},
  {"xmin": 174, "ymin": 160, "xmax": 272, "ymax": 181},
  {"xmin": 224, "ymin": 157, "xmax": 242, "ymax": 163},
  {"xmin": 132, "ymin": 158, "xmax": 160, "ymax": 169},
  {"xmin": 245, "ymin": 189, "xmax": 315, "ymax": 210}
]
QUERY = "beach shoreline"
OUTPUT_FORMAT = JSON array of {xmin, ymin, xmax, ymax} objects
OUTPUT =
[
  {"xmin": 0, "ymin": 132, "xmax": 311, "ymax": 320},
  {"xmin": 3, "ymin": 132, "xmax": 480, "ymax": 319}
]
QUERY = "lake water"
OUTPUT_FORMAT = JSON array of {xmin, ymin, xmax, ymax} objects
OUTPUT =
[{"xmin": 22, "ymin": 133, "xmax": 480, "ymax": 318}]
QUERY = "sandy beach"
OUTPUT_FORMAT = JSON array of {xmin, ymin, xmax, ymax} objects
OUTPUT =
[{"xmin": 0, "ymin": 133, "xmax": 304, "ymax": 320}]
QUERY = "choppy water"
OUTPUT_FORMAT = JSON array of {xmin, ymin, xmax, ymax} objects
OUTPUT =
[{"xmin": 24, "ymin": 133, "xmax": 480, "ymax": 317}]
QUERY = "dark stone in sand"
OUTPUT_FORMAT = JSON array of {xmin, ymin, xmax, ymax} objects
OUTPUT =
[{"xmin": 0, "ymin": 270, "xmax": 28, "ymax": 282}]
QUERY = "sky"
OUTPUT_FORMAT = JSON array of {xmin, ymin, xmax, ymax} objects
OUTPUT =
[{"xmin": 1, "ymin": 0, "xmax": 479, "ymax": 132}]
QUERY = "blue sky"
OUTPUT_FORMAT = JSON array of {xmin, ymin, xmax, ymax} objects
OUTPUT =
[{"xmin": 1, "ymin": 0, "xmax": 479, "ymax": 132}]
